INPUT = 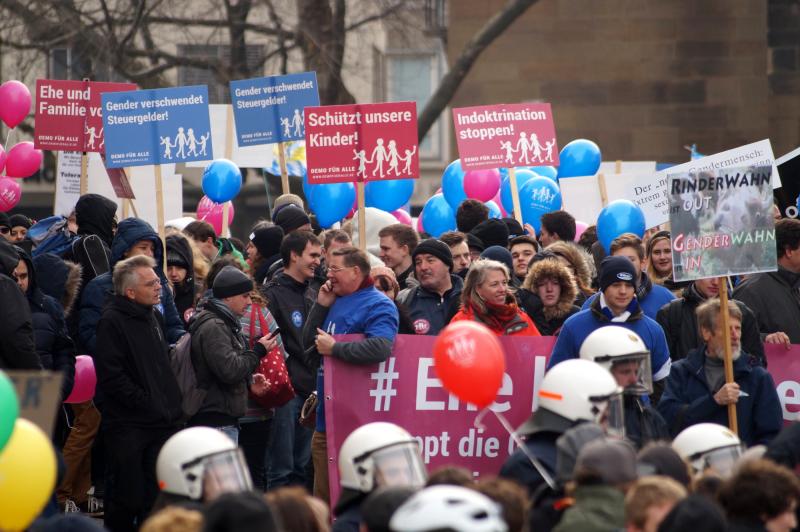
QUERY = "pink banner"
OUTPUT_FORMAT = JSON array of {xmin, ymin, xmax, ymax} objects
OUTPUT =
[
  {"xmin": 304, "ymin": 102, "xmax": 419, "ymax": 184},
  {"xmin": 34, "ymin": 79, "xmax": 137, "ymax": 152},
  {"xmin": 453, "ymin": 103, "xmax": 558, "ymax": 171},
  {"xmin": 325, "ymin": 337, "xmax": 800, "ymax": 504}
]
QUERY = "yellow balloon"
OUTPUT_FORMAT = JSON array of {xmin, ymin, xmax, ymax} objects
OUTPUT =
[{"xmin": 0, "ymin": 418, "xmax": 56, "ymax": 531}]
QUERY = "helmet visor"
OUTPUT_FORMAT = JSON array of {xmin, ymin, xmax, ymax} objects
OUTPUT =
[
  {"xmin": 606, "ymin": 353, "xmax": 653, "ymax": 396},
  {"xmin": 694, "ymin": 445, "xmax": 744, "ymax": 479},
  {"xmin": 202, "ymin": 449, "xmax": 253, "ymax": 501},
  {"xmin": 591, "ymin": 391, "xmax": 625, "ymax": 439},
  {"xmin": 371, "ymin": 443, "xmax": 427, "ymax": 490}
]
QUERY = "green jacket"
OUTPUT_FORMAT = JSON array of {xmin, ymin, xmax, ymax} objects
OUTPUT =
[{"xmin": 554, "ymin": 485, "xmax": 625, "ymax": 532}]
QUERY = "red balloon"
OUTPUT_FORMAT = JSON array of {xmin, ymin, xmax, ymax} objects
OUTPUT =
[
  {"xmin": 433, "ymin": 321, "xmax": 505, "ymax": 409},
  {"xmin": 65, "ymin": 355, "xmax": 96, "ymax": 404},
  {"xmin": 0, "ymin": 177, "xmax": 21, "ymax": 212},
  {"xmin": 5, "ymin": 142, "xmax": 43, "ymax": 178}
]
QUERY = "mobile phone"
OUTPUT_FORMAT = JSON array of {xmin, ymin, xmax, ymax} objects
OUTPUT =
[{"xmin": 267, "ymin": 327, "xmax": 282, "ymax": 340}]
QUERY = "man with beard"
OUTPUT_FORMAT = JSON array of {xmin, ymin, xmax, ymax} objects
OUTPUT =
[{"xmin": 657, "ymin": 299, "xmax": 782, "ymax": 447}]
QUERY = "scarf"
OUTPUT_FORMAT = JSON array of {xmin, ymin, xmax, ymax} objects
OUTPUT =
[
  {"xmin": 599, "ymin": 292, "xmax": 635, "ymax": 322},
  {"xmin": 635, "ymin": 271, "xmax": 653, "ymax": 302},
  {"xmin": 466, "ymin": 295, "xmax": 521, "ymax": 332}
]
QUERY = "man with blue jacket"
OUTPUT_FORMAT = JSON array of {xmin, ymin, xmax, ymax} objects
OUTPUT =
[
  {"xmin": 79, "ymin": 217, "xmax": 185, "ymax": 355},
  {"xmin": 657, "ymin": 298, "xmax": 782, "ymax": 446},
  {"xmin": 549, "ymin": 256, "xmax": 671, "ymax": 391}
]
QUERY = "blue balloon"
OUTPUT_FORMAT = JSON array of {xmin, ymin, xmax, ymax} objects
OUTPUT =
[
  {"xmin": 310, "ymin": 182, "xmax": 356, "ymax": 228},
  {"xmin": 486, "ymin": 200, "xmax": 502, "ymax": 219},
  {"xmin": 302, "ymin": 177, "xmax": 318, "ymax": 212},
  {"xmin": 500, "ymin": 169, "xmax": 539, "ymax": 214},
  {"xmin": 519, "ymin": 177, "xmax": 562, "ymax": 234},
  {"xmin": 421, "ymin": 194, "xmax": 456, "ymax": 237},
  {"xmin": 597, "ymin": 200, "xmax": 646, "ymax": 253},
  {"xmin": 441, "ymin": 159, "xmax": 467, "ymax": 211},
  {"xmin": 530, "ymin": 165, "xmax": 558, "ymax": 180},
  {"xmin": 557, "ymin": 139, "xmax": 602, "ymax": 179},
  {"xmin": 365, "ymin": 179, "xmax": 415, "ymax": 212},
  {"xmin": 202, "ymin": 159, "xmax": 242, "ymax": 203}
]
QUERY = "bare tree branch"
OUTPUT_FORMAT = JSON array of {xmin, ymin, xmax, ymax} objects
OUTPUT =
[{"xmin": 417, "ymin": 0, "xmax": 539, "ymax": 140}]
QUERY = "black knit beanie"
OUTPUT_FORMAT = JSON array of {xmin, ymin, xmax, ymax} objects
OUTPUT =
[
  {"xmin": 470, "ymin": 219, "xmax": 509, "ymax": 249},
  {"xmin": 212, "ymin": 266, "xmax": 253, "ymax": 298},
  {"xmin": 9, "ymin": 214, "xmax": 32, "ymax": 229},
  {"xmin": 250, "ymin": 225, "xmax": 284, "ymax": 259},
  {"xmin": 412, "ymin": 238, "xmax": 453, "ymax": 271},
  {"xmin": 598, "ymin": 255, "xmax": 637, "ymax": 292},
  {"xmin": 273, "ymin": 204, "xmax": 310, "ymax": 233}
]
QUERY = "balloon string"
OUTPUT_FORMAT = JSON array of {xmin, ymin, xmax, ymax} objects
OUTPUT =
[
  {"xmin": 474, "ymin": 408, "xmax": 556, "ymax": 490},
  {"xmin": 4, "ymin": 127, "xmax": 13, "ymax": 149}
]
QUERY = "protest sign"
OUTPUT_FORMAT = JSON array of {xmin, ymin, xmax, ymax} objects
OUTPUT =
[
  {"xmin": 230, "ymin": 72, "xmax": 319, "ymax": 146},
  {"xmin": 668, "ymin": 164, "xmax": 776, "ymax": 282},
  {"xmin": 54, "ymin": 151, "xmax": 83, "ymax": 216},
  {"xmin": 774, "ymin": 146, "xmax": 800, "ymax": 219},
  {"xmin": 598, "ymin": 161, "xmax": 656, "ymax": 175},
  {"xmin": 304, "ymin": 102, "xmax": 419, "ymax": 184},
  {"xmin": 325, "ymin": 335, "xmax": 555, "ymax": 503},
  {"xmin": 102, "ymin": 85, "xmax": 212, "ymax": 168},
  {"xmin": 452, "ymin": 103, "xmax": 558, "ymax": 171},
  {"xmin": 6, "ymin": 371, "xmax": 63, "ymax": 436},
  {"xmin": 34, "ymin": 79, "xmax": 136, "ymax": 152},
  {"xmin": 560, "ymin": 173, "xmax": 634, "ymax": 225}
]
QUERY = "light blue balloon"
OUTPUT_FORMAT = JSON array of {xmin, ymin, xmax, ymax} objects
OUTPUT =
[
  {"xmin": 500, "ymin": 169, "xmax": 539, "ymax": 214},
  {"xmin": 441, "ymin": 159, "xmax": 467, "ymax": 211},
  {"xmin": 519, "ymin": 176, "xmax": 562, "ymax": 234},
  {"xmin": 421, "ymin": 194, "xmax": 456, "ymax": 237},
  {"xmin": 302, "ymin": 177, "xmax": 318, "ymax": 212},
  {"xmin": 202, "ymin": 159, "xmax": 242, "ymax": 203},
  {"xmin": 486, "ymin": 200, "xmax": 502, "ymax": 219},
  {"xmin": 365, "ymin": 179, "xmax": 415, "ymax": 212},
  {"xmin": 310, "ymin": 182, "xmax": 356, "ymax": 228},
  {"xmin": 597, "ymin": 200, "xmax": 646, "ymax": 253},
  {"xmin": 530, "ymin": 165, "xmax": 558, "ymax": 180},
  {"xmin": 557, "ymin": 139, "xmax": 602, "ymax": 179}
]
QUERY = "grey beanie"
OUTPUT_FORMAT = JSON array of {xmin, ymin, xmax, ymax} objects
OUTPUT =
[{"xmin": 212, "ymin": 266, "xmax": 253, "ymax": 299}]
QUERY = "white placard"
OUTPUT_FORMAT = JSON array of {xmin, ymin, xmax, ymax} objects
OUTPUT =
[
  {"xmin": 185, "ymin": 104, "xmax": 277, "ymax": 168},
  {"xmin": 54, "ymin": 151, "xmax": 83, "ymax": 216},
  {"xmin": 598, "ymin": 161, "xmax": 657, "ymax": 175}
]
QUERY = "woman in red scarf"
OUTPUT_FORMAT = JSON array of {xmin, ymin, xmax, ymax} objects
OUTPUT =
[{"xmin": 450, "ymin": 259, "xmax": 540, "ymax": 336}]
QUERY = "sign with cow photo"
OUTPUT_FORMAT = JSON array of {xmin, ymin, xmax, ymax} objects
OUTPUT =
[{"xmin": 668, "ymin": 164, "xmax": 777, "ymax": 282}]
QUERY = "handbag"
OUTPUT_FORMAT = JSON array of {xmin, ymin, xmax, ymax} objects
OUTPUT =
[
  {"xmin": 249, "ymin": 305, "xmax": 295, "ymax": 409},
  {"xmin": 299, "ymin": 391, "xmax": 318, "ymax": 429}
]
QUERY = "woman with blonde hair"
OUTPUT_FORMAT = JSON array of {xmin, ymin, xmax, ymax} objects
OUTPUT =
[
  {"xmin": 450, "ymin": 259, "xmax": 540, "ymax": 336},
  {"xmin": 545, "ymin": 240, "xmax": 596, "ymax": 306}
]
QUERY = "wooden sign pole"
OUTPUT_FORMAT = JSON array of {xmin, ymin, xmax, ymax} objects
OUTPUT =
[
  {"xmin": 718, "ymin": 277, "xmax": 739, "ymax": 434},
  {"xmin": 508, "ymin": 167, "xmax": 524, "ymax": 227},
  {"xmin": 597, "ymin": 173, "xmax": 609, "ymax": 207},
  {"xmin": 222, "ymin": 105, "xmax": 236, "ymax": 239},
  {"xmin": 80, "ymin": 152, "xmax": 89, "ymax": 196},
  {"xmin": 357, "ymin": 181, "xmax": 366, "ymax": 251},
  {"xmin": 154, "ymin": 165, "xmax": 166, "ymax": 271},
  {"xmin": 278, "ymin": 143, "xmax": 290, "ymax": 195}
]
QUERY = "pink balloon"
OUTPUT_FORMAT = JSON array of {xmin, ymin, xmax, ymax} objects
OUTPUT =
[
  {"xmin": 65, "ymin": 355, "xmax": 97, "ymax": 404},
  {"xmin": 0, "ymin": 144, "xmax": 5, "ymax": 174},
  {"xmin": 574, "ymin": 220, "xmax": 589, "ymax": 241},
  {"xmin": 392, "ymin": 208, "xmax": 412, "ymax": 226},
  {"xmin": 463, "ymin": 168, "xmax": 501, "ymax": 202},
  {"xmin": 0, "ymin": 80, "xmax": 32, "ymax": 129},
  {"xmin": 5, "ymin": 141, "xmax": 43, "ymax": 178},
  {"xmin": 415, "ymin": 216, "xmax": 425, "ymax": 234},
  {"xmin": 0, "ymin": 177, "xmax": 21, "ymax": 212},
  {"xmin": 197, "ymin": 195, "xmax": 235, "ymax": 235}
]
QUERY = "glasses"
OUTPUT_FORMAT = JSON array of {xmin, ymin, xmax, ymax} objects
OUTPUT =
[
  {"xmin": 328, "ymin": 265, "xmax": 355, "ymax": 274},
  {"xmin": 143, "ymin": 279, "xmax": 161, "ymax": 288}
]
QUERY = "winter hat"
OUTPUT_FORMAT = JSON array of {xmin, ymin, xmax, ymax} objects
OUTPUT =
[
  {"xmin": 0, "ymin": 212, "xmax": 10, "ymax": 231},
  {"xmin": 637, "ymin": 443, "xmax": 692, "ymax": 488},
  {"xmin": 212, "ymin": 266, "xmax": 253, "ymax": 299},
  {"xmin": 467, "ymin": 232, "xmax": 485, "ymax": 253},
  {"xmin": 9, "ymin": 214, "xmax": 32, "ymax": 229},
  {"xmin": 250, "ymin": 225, "xmax": 284, "ymax": 260},
  {"xmin": 470, "ymin": 219, "xmax": 509, "ymax": 249},
  {"xmin": 480, "ymin": 245, "xmax": 514, "ymax": 274},
  {"xmin": 167, "ymin": 250, "xmax": 189, "ymax": 270},
  {"xmin": 502, "ymin": 217, "xmax": 525, "ymax": 239},
  {"xmin": 371, "ymin": 266, "xmax": 400, "ymax": 293},
  {"xmin": 575, "ymin": 438, "xmax": 638, "ymax": 485},
  {"xmin": 598, "ymin": 255, "xmax": 637, "ymax": 292},
  {"xmin": 412, "ymin": 239, "xmax": 453, "ymax": 271},
  {"xmin": 657, "ymin": 495, "xmax": 727, "ymax": 532},
  {"xmin": 273, "ymin": 203, "xmax": 310, "ymax": 233},
  {"xmin": 203, "ymin": 492, "xmax": 279, "ymax": 532}
]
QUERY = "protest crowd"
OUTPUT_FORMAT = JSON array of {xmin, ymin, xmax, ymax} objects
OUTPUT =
[{"xmin": 1, "ymin": 64, "xmax": 800, "ymax": 532}]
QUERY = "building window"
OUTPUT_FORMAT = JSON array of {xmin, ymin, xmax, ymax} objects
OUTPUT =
[
  {"xmin": 382, "ymin": 49, "xmax": 447, "ymax": 163},
  {"xmin": 177, "ymin": 44, "xmax": 265, "ymax": 104},
  {"xmin": 48, "ymin": 48, "xmax": 127, "ymax": 82}
]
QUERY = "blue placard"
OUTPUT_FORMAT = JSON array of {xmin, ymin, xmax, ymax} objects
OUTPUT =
[
  {"xmin": 102, "ymin": 85, "xmax": 212, "ymax": 168},
  {"xmin": 230, "ymin": 71, "xmax": 320, "ymax": 147}
]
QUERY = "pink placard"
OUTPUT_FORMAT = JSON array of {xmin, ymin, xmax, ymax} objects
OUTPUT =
[
  {"xmin": 325, "ymin": 337, "xmax": 800, "ymax": 507},
  {"xmin": 304, "ymin": 102, "xmax": 419, "ymax": 184},
  {"xmin": 452, "ymin": 103, "xmax": 559, "ymax": 171},
  {"xmin": 34, "ymin": 79, "xmax": 137, "ymax": 152}
]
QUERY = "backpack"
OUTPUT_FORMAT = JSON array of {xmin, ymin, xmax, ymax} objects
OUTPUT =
[
  {"xmin": 30, "ymin": 216, "xmax": 79, "ymax": 258},
  {"xmin": 168, "ymin": 331, "xmax": 206, "ymax": 419}
]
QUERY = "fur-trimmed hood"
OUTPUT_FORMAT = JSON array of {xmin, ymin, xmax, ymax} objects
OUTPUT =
[
  {"xmin": 523, "ymin": 258, "xmax": 577, "ymax": 320},
  {"xmin": 32, "ymin": 253, "xmax": 83, "ymax": 317}
]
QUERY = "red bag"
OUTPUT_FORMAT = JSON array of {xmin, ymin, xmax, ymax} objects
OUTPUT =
[{"xmin": 249, "ymin": 305, "xmax": 295, "ymax": 409}]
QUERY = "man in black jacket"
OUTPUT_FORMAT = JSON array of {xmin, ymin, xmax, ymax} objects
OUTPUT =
[
  {"xmin": 657, "ymin": 277, "xmax": 765, "ymax": 365},
  {"xmin": 95, "ymin": 255, "xmax": 183, "ymax": 531},
  {"xmin": 0, "ymin": 237, "xmax": 38, "ymax": 369},
  {"xmin": 261, "ymin": 230, "xmax": 322, "ymax": 489}
]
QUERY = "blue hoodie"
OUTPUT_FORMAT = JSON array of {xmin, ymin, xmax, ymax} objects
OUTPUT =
[{"xmin": 79, "ymin": 218, "xmax": 185, "ymax": 355}]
